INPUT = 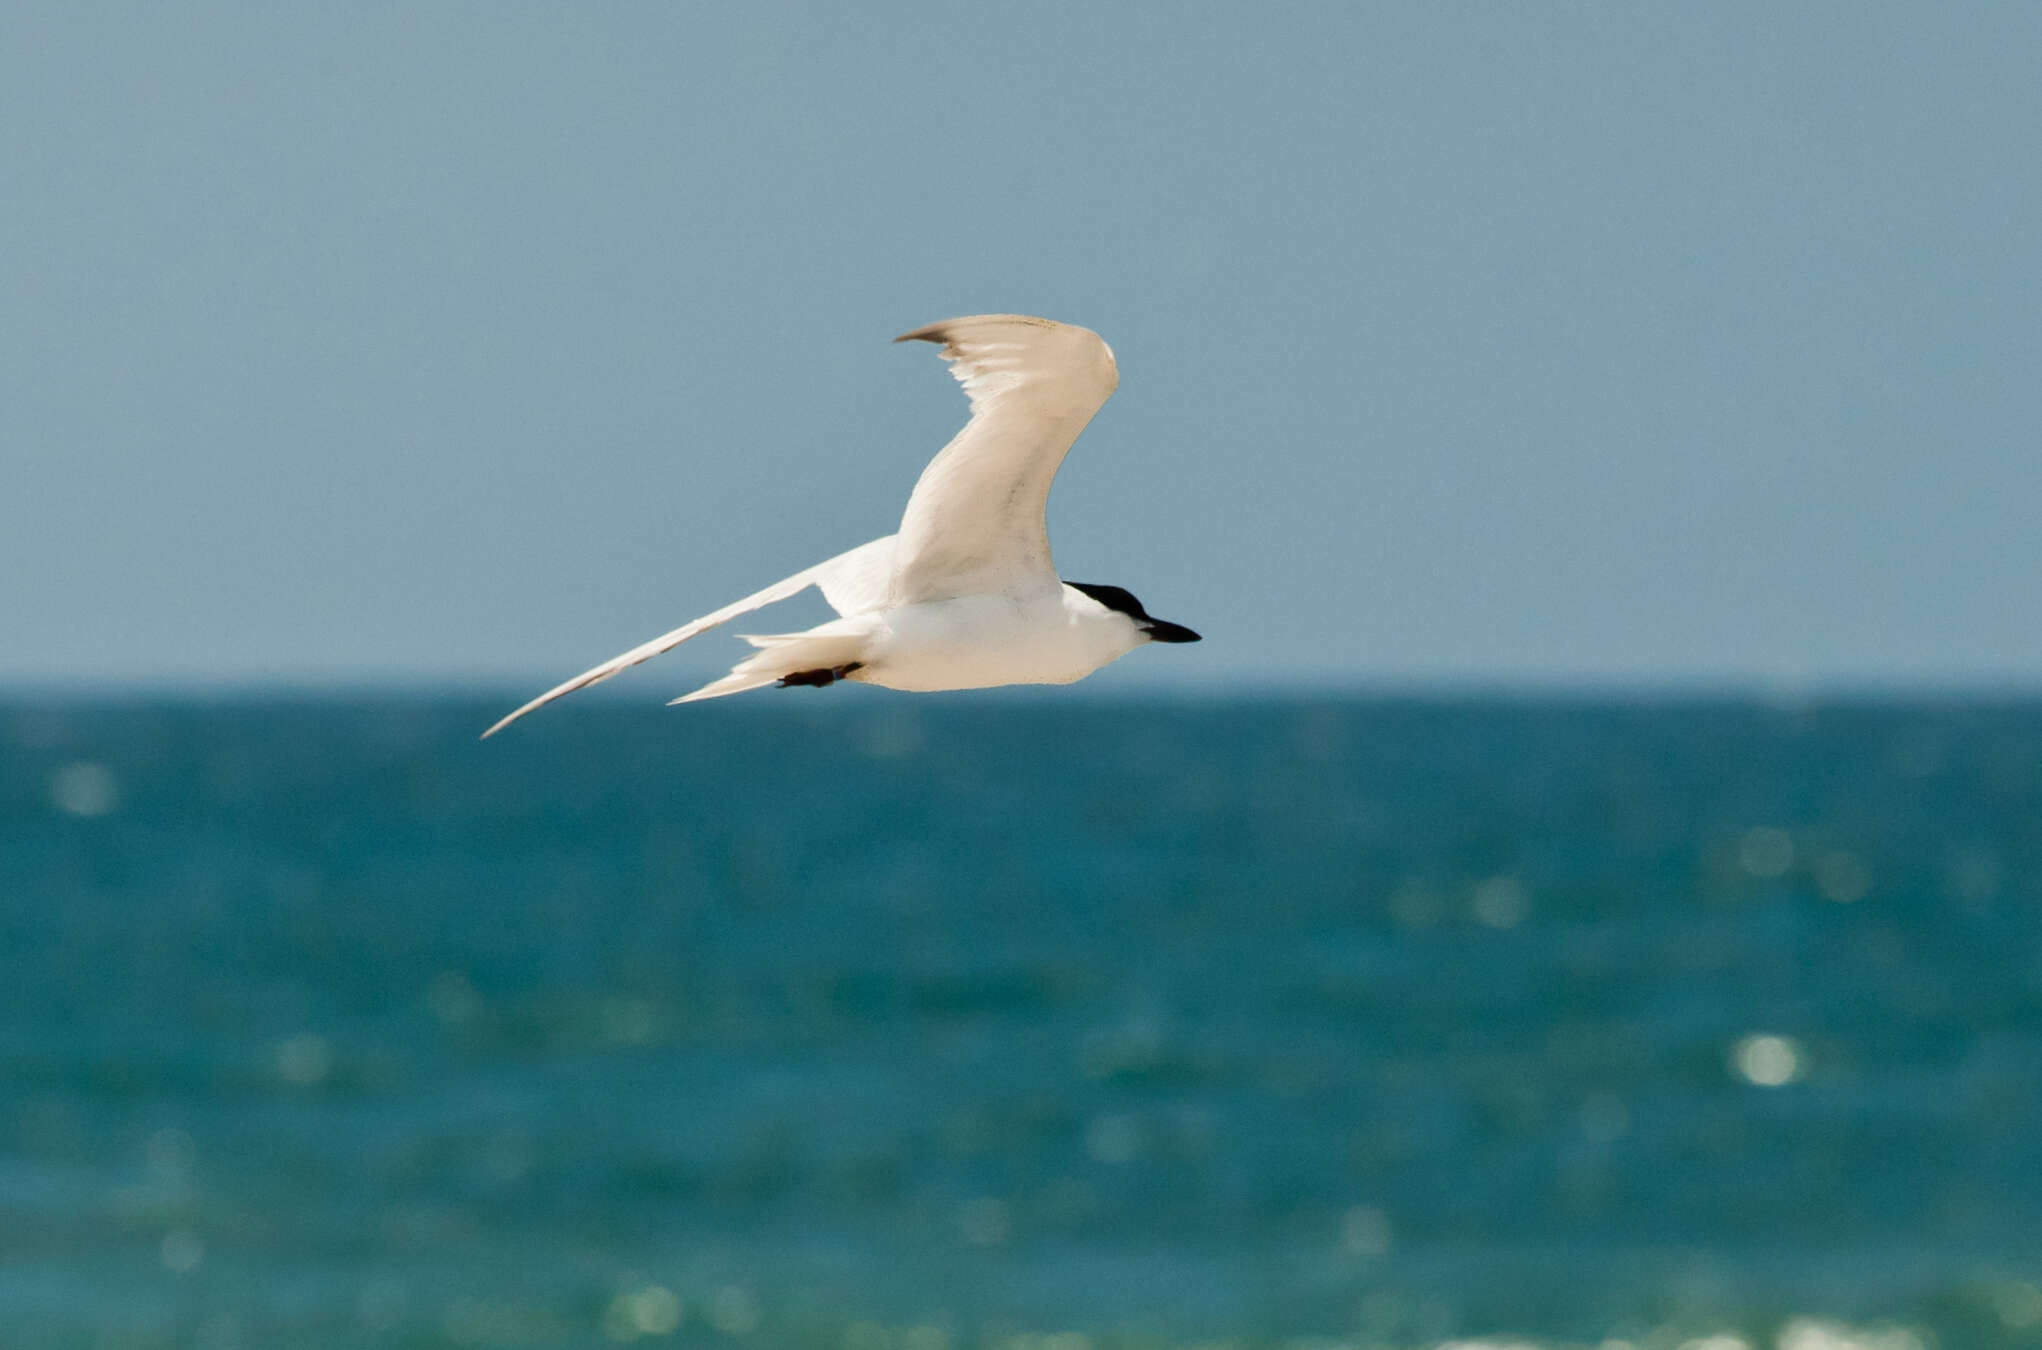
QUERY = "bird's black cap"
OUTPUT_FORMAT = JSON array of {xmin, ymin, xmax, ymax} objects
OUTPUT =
[{"xmin": 1065, "ymin": 582, "xmax": 1201, "ymax": 643}]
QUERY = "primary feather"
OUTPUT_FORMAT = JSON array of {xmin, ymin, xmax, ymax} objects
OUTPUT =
[
  {"xmin": 479, "ymin": 535, "xmax": 894, "ymax": 737},
  {"xmin": 890, "ymin": 316, "xmax": 1119, "ymax": 601}
]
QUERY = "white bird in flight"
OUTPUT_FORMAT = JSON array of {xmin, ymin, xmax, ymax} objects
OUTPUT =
[{"xmin": 483, "ymin": 314, "xmax": 1199, "ymax": 738}]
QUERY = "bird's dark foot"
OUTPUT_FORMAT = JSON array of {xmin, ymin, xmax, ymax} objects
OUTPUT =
[{"xmin": 777, "ymin": 662, "xmax": 863, "ymax": 689}]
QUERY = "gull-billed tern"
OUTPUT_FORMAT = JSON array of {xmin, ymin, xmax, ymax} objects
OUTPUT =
[{"xmin": 483, "ymin": 314, "xmax": 1199, "ymax": 738}]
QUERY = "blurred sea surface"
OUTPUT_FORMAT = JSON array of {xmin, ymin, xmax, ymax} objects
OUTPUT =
[{"xmin": 4, "ymin": 694, "xmax": 2041, "ymax": 1349}]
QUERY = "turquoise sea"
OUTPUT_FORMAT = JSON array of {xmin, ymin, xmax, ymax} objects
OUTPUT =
[{"xmin": 4, "ymin": 694, "xmax": 2040, "ymax": 1349}]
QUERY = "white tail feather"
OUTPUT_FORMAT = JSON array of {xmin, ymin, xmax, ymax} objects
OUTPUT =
[{"xmin": 670, "ymin": 621, "xmax": 871, "ymax": 705}]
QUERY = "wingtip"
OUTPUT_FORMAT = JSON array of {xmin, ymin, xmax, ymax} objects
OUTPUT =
[
  {"xmin": 895, "ymin": 313, "xmax": 1086, "ymax": 349},
  {"xmin": 480, "ymin": 699, "xmax": 543, "ymax": 739}
]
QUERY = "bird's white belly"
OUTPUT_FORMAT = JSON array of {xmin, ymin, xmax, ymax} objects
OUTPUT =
[{"xmin": 856, "ymin": 595, "xmax": 1117, "ymax": 692}]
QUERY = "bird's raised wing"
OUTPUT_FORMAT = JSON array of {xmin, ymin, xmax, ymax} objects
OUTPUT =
[
  {"xmin": 891, "ymin": 315, "xmax": 1118, "ymax": 602},
  {"xmin": 481, "ymin": 534, "xmax": 896, "ymax": 738}
]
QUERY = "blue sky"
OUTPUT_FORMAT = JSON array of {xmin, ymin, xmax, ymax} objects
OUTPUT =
[{"xmin": 6, "ymin": 4, "xmax": 2038, "ymax": 691}]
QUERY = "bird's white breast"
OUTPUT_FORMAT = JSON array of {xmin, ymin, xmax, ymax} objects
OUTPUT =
[{"xmin": 856, "ymin": 589, "xmax": 1137, "ymax": 692}]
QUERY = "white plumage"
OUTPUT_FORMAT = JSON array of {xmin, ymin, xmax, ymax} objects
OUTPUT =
[{"xmin": 483, "ymin": 314, "xmax": 1197, "ymax": 739}]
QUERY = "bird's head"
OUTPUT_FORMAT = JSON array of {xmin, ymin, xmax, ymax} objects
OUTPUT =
[{"xmin": 1063, "ymin": 582, "xmax": 1201, "ymax": 645}]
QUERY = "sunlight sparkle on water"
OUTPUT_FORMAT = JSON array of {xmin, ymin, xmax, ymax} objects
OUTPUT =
[
  {"xmin": 603, "ymin": 1283, "xmax": 682, "ymax": 1339},
  {"xmin": 49, "ymin": 760, "xmax": 119, "ymax": 817},
  {"xmin": 1776, "ymin": 1318, "xmax": 1927, "ymax": 1350},
  {"xmin": 1738, "ymin": 827, "xmax": 1795, "ymax": 878},
  {"xmin": 1991, "ymin": 1280, "xmax": 2042, "ymax": 1329},
  {"xmin": 1813, "ymin": 851, "xmax": 1871, "ymax": 903},
  {"xmin": 1471, "ymin": 875, "xmax": 1529, "ymax": 929},
  {"xmin": 1340, "ymin": 1204, "xmax": 1394, "ymax": 1258},
  {"xmin": 1731, "ymin": 1033, "xmax": 1804, "ymax": 1086},
  {"xmin": 1085, "ymin": 1112, "xmax": 1142, "ymax": 1164},
  {"xmin": 275, "ymin": 1032, "xmax": 333, "ymax": 1085},
  {"xmin": 159, "ymin": 1226, "xmax": 204, "ymax": 1273}
]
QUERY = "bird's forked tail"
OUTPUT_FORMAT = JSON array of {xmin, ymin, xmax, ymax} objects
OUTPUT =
[{"xmin": 669, "ymin": 619, "xmax": 873, "ymax": 704}]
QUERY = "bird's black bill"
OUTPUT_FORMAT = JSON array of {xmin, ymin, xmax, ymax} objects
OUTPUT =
[{"xmin": 1143, "ymin": 620, "xmax": 1202, "ymax": 644}]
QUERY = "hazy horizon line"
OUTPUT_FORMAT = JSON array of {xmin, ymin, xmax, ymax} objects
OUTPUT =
[{"xmin": 6, "ymin": 672, "xmax": 2041, "ymax": 706}]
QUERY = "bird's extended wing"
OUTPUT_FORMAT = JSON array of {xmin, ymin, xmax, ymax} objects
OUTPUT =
[
  {"xmin": 481, "ymin": 534, "xmax": 896, "ymax": 738},
  {"xmin": 890, "ymin": 315, "xmax": 1118, "ymax": 602}
]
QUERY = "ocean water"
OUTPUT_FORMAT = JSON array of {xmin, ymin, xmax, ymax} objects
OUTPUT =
[{"xmin": 4, "ymin": 693, "xmax": 2041, "ymax": 1350}]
